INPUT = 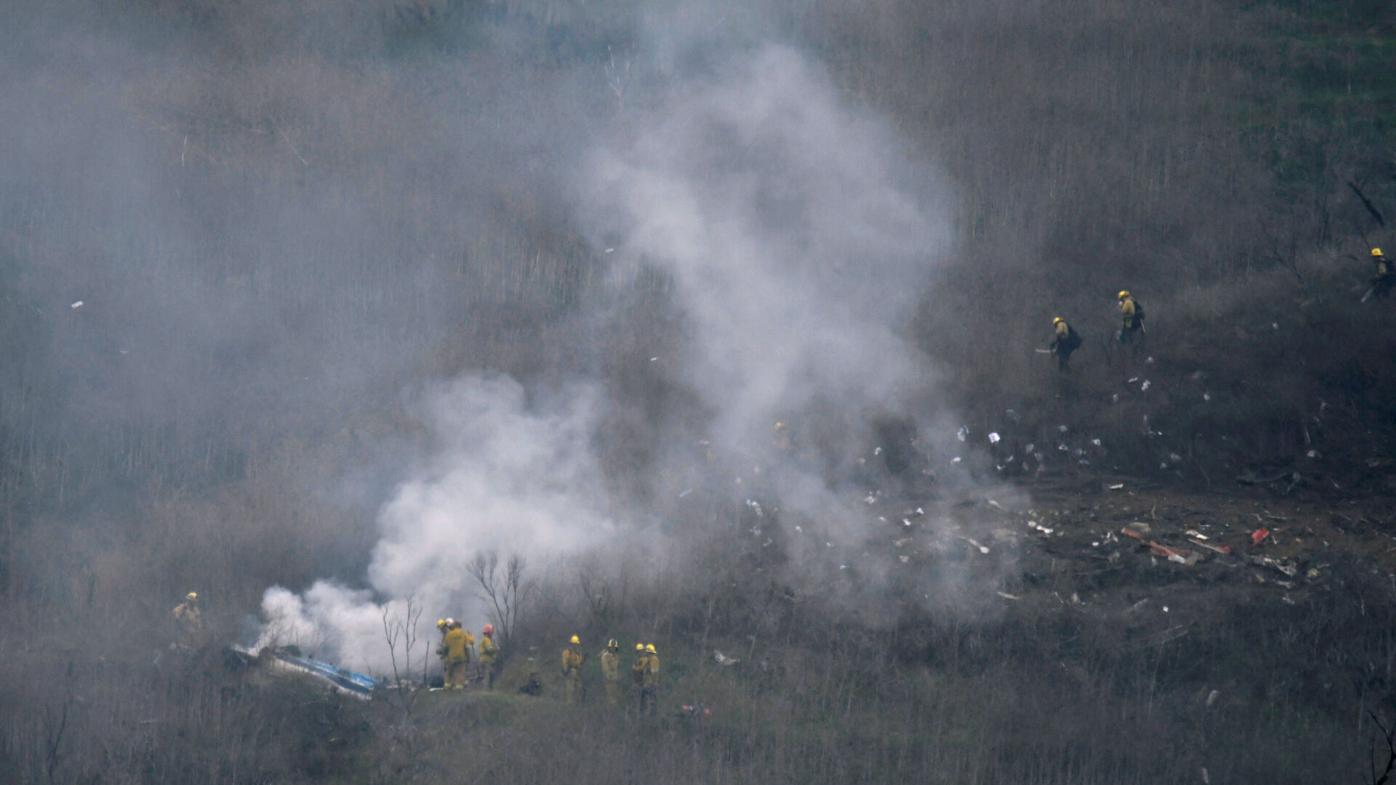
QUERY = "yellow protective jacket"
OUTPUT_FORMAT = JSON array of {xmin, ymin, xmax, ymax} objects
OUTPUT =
[
  {"xmin": 631, "ymin": 653, "xmax": 648, "ymax": 684},
  {"xmin": 642, "ymin": 654, "xmax": 660, "ymax": 689},
  {"xmin": 561, "ymin": 647, "xmax": 584, "ymax": 675},
  {"xmin": 173, "ymin": 602, "xmax": 201, "ymax": 628},
  {"xmin": 462, "ymin": 630, "xmax": 475, "ymax": 660},
  {"xmin": 443, "ymin": 628, "xmax": 469, "ymax": 663},
  {"xmin": 479, "ymin": 634, "xmax": 498, "ymax": 664},
  {"xmin": 600, "ymin": 650, "xmax": 619, "ymax": 681},
  {"xmin": 1119, "ymin": 297, "xmax": 1138, "ymax": 328}
]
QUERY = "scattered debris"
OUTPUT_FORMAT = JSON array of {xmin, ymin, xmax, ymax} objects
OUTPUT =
[
  {"xmin": 1251, "ymin": 528, "xmax": 1271, "ymax": 546},
  {"xmin": 1206, "ymin": 689, "xmax": 1220, "ymax": 707},
  {"xmin": 996, "ymin": 591, "xmax": 1022, "ymax": 601},
  {"xmin": 1108, "ymin": 483, "xmax": 1125, "ymax": 490},
  {"xmin": 70, "ymin": 300, "xmax": 84, "ymax": 309},
  {"xmin": 988, "ymin": 432, "xmax": 1001, "ymax": 444},
  {"xmin": 957, "ymin": 426, "xmax": 968, "ymax": 442},
  {"xmin": 713, "ymin": 651, "xmax": 740, "ymax": 667}
]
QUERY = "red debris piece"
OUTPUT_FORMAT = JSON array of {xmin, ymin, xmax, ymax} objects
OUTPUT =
[{"xmin": 1251, "ymin": 528, "xmax": 1271, "ymax": 546}]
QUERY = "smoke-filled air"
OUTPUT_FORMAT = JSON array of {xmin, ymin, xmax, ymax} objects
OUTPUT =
[{"xmin": 4, "ymin": 1, "xmax": 1396, "ymax": 784}]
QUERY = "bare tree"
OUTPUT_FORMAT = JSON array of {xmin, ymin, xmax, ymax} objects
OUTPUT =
[
  {"xmin": 381, "ymin": 596, "xmax": 424, "ymax": 722},
  {"xmin": 467, "ymin": 550, "xmax": 528, "ymax": 649}
]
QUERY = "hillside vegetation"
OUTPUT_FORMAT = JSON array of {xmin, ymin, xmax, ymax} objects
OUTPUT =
[{"xmin": 2, "ymin": 1, "xmax": 1395, "ymax": 783}]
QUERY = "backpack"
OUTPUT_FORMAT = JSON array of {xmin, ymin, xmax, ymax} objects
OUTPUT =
[
  {"xmin": 1064, "ymin": 325, "xmax": 1083, "ymax": 351},
  {"xmin": 1132, "ymin": 299, "xmax": 1145, "ymax": 322}
]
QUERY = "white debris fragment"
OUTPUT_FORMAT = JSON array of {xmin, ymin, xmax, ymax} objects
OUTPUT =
[
  {"xmin": 1141, "ymin": 380, "xmax": 1152, "ymax": 392},
  {"xmin": 951, "ymin": 456, "xmax": 962, "ymax": 464},
  {"xmin": 70, "ymin": 301, "xmax": 83, "ymax": 309},
  {"xmin": 794, "ymin": 525, "xmax": 802, "ymax": 533},
  {"xmin": 1058, "ymin": 443, "xmax": 1069, "ymax": 452},
  {"xmin": 898, "ymin": 555, "xmax": 910, "ymax": 564},
  {"xmin": 1146, "ymin": 356, "xmax": 1155, "ymax": 364},
  {"xmin": 649, "ymin": 356, "xmax": 659, "ymax": 362},
  {"xmin": 1128, "ymin": 377, "xmax": 1139, "ymax": 384},
  {"xmin": 987, "ymin": 499, "xmax": 1005, "ymax": 511},
  {"xmin": 1162, "ymin": 606, "xmax": 1170, "ymax": 613},
  {"xmin": 915, "ymin": 507, "xmax": 924, "ymax": 515},
  {"xmin": 901, "ymin": 518, "xmax": 912, "ymax": 527},
  {"xmin": 1169, "ymin": 452, "xmax": 1182, "ymax": 463},
  {"xmin": 825, "ymin": 542, "xmax": 833, "ymax": 548},
  {"xmin": 965, "ymin": 537, "xmax": 990, "ymax": 555},
  {"xmin": 1306, "ymin": 449, "xmax": 1319, "ymax": 459},
  {"xmin": 839, "ymin": 564, "xmax": 847, "ymax": 570},
  {"xmin": 1272, "ymin": 322, "xmax": 1279, "ymax": 330},
  {"xmin": 1024, "ymin": 444, "xmax": 1034, "ymax": 454},
  {"xmin": 874, "ymin": 446, "xmax": 883, "ymax": 456},
  {"xmin": 957, "ymin": 426, "xmax": 968, "ymax": 442},
  {"xmin": 1058, "ymin": 424, "xmax": 1068, "ymax": 433},
  {"xmin": 988, "ymin": 432, "xmax": 1001, "ymax": 444},
  {"xmin": 863, "ymin": 494, "xmax": 876, "ymax": 505},
  {"xmin": 1091, "ymin": 438, "xmax": 1102, "ymax": 447},
  {"xmin": 1108, "ymin": 483, "xmax": 1125, "ymax": 490},
  {"xmin": 713, "ymin": 651, "xmax": 740, "ymax": 667},
  {"xmin": 678, "ymin": 488, "xmax": 693, "ymax": 498},
  {"xmin": 745, "ymin": 499, "xmax": 764, "ymax": 517},
  {"xmin": 995, "ymin": 591, "xmax": 1022, "ymax": 601},
  {"xmin": 1111, "ymin": 393, "xmax": 1120, "ymax": 403},
  {"xmin": 1203, "ymin": 392, "xmax": 1211, "ymax": 401},
  {"xmin": 604, "ymin": 247, "xmax": 615, "ymax": 254}
]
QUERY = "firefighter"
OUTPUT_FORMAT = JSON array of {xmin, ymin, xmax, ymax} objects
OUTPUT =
[
  {"xmin": 443, "ymin": 620, "xmax": 469, "ymax": 690},
  {"xmin": 561, "ymin": 635, "xmax": 585, "ymax": 704},
  {"xmin": 1117, "ymin": 290, "xmax": 1145, "ymax": 343},
  {"xmin": 600, "ymin": 639, "xmax": 621, "ymax": 705},
  {"xmin": 631, "ymin": 643, "xmax": 648, "ymax": 711},
  {"xmin": 1372, "ymin": 248, "xmax": 1393, "ymax": 300},
  {"xmin": 477, "ymin": 623, "xmax": 499, "ymax": 690},
  {"xmin": 172, "ymin": 592, "xmax": 202, "ymax": 648},
  {"xmin": 1048, "ymin": 317, "xmax": 1082, "ymax": 371},
  {"xmin": 640, "ymin": 643, "xmax": 661, "ymax": 716},
  {"xmin": 434, "ymin": 618, "xmax": 449, "ymax": 679}
]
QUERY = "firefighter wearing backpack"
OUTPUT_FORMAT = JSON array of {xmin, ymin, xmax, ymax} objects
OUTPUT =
[
  {"xmin": 1049, "ymin": 317, "xmax": 1081, "ymax": 371},
  {"xmin": 1372, "ymin": 248, "xmax": 1393, "ymax": 300},
  {"xmin": 1117, "ymin": 291, "xmax": 1145, "ymax": 343}
]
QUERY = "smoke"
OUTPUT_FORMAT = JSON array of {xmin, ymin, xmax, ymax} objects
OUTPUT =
[
  {"xmin": 258, "ymin": 375, "xmax": 615, "ymax": 671},
  {"xmin": 256, "ymin": 14, "xmax": 1003, "ymax": 670}
]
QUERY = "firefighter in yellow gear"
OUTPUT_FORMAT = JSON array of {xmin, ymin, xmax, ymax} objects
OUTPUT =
[
  {"xmin": 1048, "ymin": 317, "xmax": 1081, "ymax": 372},
  {"xmin": 1373, "ymin": 248, "xmax": 1393, "ymax": 300},
  {"xmin": 639, "ymin": 643, "xmax": 661, "ymax": 716},
  {"xmin": 172, "ymin": 592, "xmax": 202, "ymax": 648},
  {"xmin": 477, "ymin": 624, "xmax": 499, "ymax": 689},
  {"xmin": 442, "ymin": 621, "xmax": 470, "ymax": 690},
  {"xmin": 561, "ymin": 635, "xmax": 585, "ymax": 704},
  {"xmin": 599, "ymin": 639, "xmax": 621, "ymax": 705},
  {"xmin": 434, "ymin": 618, "xmax": 449, "ymax": 676},
  {"xmin": 1117, "ymin": 290, "xmax": 1144, "ymax": 344}
]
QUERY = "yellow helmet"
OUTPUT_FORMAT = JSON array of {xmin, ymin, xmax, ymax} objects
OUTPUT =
[
  {"xmin": 1374, "ymin": 247, "xmax": 1386, "ymax": 258},
  {"xmin": 1117, "ymin": 290, "xmax": 1130, "ymax": 300},
  {"xmin": 635, "ymin": 643, "xmax": 645, "ymax": 652},
  {"xmin": 645, "ymin": 643, "xmax": 657, "ymax": 654},
  {"xmin": 185, "ymin": 592, "xmax": 198, "ymax": 601},
  {"xmin": 435, "ymin": 618, "xmax": 447, "ymax": 629},
  {"xmin": 1052, "ymin": 316, "xmax": 1064, "ymax": 326},
  {"xmin": 569, "ymin": 634, "xmax": 581, "ymax": 645}
]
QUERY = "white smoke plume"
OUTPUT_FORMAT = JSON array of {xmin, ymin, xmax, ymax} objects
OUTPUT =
[
  {"xmin": 584, "ymin": 44, "xmax": 964, "ymax": 598},
  {"xmin": 257, "ymin": 37, "xmax": 998, "ymax": 670},
  {"xmin": 257, "ymin": 375, "xmax": 615, "ymax": 672}
]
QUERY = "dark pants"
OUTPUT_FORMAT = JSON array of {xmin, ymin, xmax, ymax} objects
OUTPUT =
[
  {"xmin": 639, "ymin": 686, "xmax": 657, "ymax": 715},
  {"xmin": 1056, "ymin": 349, "xmax": 1073, "ymax": 371},
  {"xmin": 1118, "ymin": 324, "xmax": 1142, "ymax": 343},
  {"xmin": 1375, "ymin": 276, "xmax": 1394, "ymax": 299}
]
